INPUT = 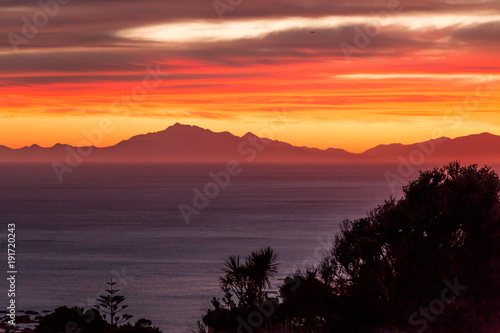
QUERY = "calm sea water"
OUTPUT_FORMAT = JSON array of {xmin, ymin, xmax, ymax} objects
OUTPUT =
[{"xmin": 0, "ymin": 163, "xmax": 460, "ymax": 332}]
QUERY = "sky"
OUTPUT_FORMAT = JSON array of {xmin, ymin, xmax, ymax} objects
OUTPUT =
[{"xmin": 0, "ymin": 0, "xmax": 499, "ymax": 153}]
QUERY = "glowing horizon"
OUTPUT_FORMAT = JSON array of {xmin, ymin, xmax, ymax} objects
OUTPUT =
[{"xmin": 1, "ymin": 0, "xmax": 499, "ymax": 153}]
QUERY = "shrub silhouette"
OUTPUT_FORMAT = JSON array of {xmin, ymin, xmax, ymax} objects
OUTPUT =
[
  {"xmin": 105, "ymin": 321, "xmax": 161, "ymax": 333},
  {"xmin": 35, "ymin": 306, "xmax": 106, "ymax": 333},
  {"xmin": 278, "ymin": 273, "xmax": 343, "ymax": 331},
  {"xmin": 34, "ymin": 308, "xmax": 160, "ymax": 333},
  {"xmin": 33, "ymin": 278, "xmax": 160, "ymax": 333},
  {"xmin": 134, "ymin": 318, "xmax": 152, "ymax": 328}
]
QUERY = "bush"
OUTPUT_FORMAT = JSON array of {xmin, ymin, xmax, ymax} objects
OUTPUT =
[
  {"xmin": 35, "ymin": 307, "xmax": 161, "ymax": 333},
  {"xmin": 35, "ymin": 306, "xmax": 107, "ymax": 333}
]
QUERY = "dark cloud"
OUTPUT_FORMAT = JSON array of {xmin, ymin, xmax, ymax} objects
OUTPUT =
[
  {"xmin": 1, "ymin": 0, "xmax": 498, "ymax": 21},
  {"xmin": 0, "ymin": 0, "xmax": 498, "ymax": 88},
  {"xmin": 0, "ymin": 21, "xmax": 498, "ymax": 87},
  {"xmin": 1, "ymin": 0, "xmax": 499, "ymax": 38},
  {"xmin": 452, "ymin": 20, "xmax": 500, "ymax": 43}
]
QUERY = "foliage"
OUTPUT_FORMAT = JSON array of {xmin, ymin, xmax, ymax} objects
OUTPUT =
[
  {"xmin": 219, "ymin": 246, "xmax": 279, "ymax": 308},
  {"xmin": 317, "ymin": 162, "xmax": 500, "ymax": 331},
  {"xmin": 203, "ymin": 162, "xmax": 500, "ymax": 332},
  {"xmin": 34, "ymin": 307, "xmax": 160, "ymax": 333},
  {"xmin": 134, "ymin": 318, "xmax": 152, "ymax": 328},
  {"xmin": 105, "ymin": 321, "xmax": 161, "ymax": 333},
  {"xmin": 95, "ymin": 278, "xmax": 133, "ymax": 326},
  {"xmin": 35, "ymin": 306, "xmax": 107, "ymax": 333},
  {"xmin": 203, "ymin": 247, "xmax": 279, "ymax": 330},
  {"xmin": 187, "ymin": 320, "xmax": 208, "ymax": 333},
  {"xmin": 278, "ymin": 273, "xmax": 342, "ymax": 331}
]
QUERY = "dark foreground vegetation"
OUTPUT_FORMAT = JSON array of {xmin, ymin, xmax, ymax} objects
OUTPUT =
[
  {"xmin": 35, "ymin": 306, "xmax": 160, "ymax": 333},
  {"xmin": 201, "ymin": 162, "xmax": 500, "ymax": 332},
  {"xmin": 1, "ymin": 280, "xmax": 161, "ymax": 333},
  {"xmin": 3, "ymin": 162, "xmax": 499, "ymax": 332}
]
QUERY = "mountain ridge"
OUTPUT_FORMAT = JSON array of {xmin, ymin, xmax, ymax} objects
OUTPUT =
[{"xmin": 1, "ymin": 124, "xmax": 499, "ymax": 163}]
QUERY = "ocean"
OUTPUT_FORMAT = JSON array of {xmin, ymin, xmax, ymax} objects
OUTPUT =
[{"xmin": 0, "ymin": 162, "xmax": 452, "ymax": 332}]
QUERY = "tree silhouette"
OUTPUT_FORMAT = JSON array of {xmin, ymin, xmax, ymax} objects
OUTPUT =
[
  {"xmin": 317, "ymin": 162, "xmax": 500, "ymax": 331},
  {"xmin": 247, "ymin": 247, "xmax": 280, "ymax": 302},
  {"xmin": 220, "ymin": 246, "xmax": 279, "ymax": 308},
  {"xmin": 203, "ymin": 162, "xmax": 499, "ymax": 332},
  {"xmin": 95, "ymin": 278, "xmax": 133, "ymax": 326},
  {"xmin": 204, "ymin": 247, "xmax": 279, "ymax": 330}
]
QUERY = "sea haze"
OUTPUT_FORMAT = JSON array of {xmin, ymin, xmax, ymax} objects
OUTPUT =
[{"xmin": 0, "ymin": 162, "xmax": 486, "ymax": 331}]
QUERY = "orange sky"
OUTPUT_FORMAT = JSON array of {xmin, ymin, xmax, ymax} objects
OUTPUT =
[{"xmin": 1, "ymin": 0, "xmax": 499, "ymax": 153}]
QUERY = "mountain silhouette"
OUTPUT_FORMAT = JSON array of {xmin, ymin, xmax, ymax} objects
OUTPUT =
[
  {"xmin": 0, "ymin": 124, "xmax": 499, "ymax": 163},
  {"xmin": 362, "ymin": 132, "xmax": 500, "ymax": 162}
]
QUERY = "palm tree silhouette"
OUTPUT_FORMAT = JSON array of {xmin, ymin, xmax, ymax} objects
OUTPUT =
[
  {"xmin": 247, "ymin": 247, "xmax": 279, "ymax": 301},
  {"xmin": 220, "ymin": 247, "xmax": 279, "ymax": 307}
]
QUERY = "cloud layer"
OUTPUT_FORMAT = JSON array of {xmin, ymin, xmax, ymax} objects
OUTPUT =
[{"xmin": 0, "ymin": 0, "xmax": 499, "ymax": 149}]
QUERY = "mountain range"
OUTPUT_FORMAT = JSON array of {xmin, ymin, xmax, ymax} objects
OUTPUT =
[{"xmin": 1, "ymin": 123, "xmax": 499, "ymax": 163}]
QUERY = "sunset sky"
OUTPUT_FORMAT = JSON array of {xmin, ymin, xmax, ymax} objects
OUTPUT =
[{"xmin": 1, "ymin": 0, "xmax": 499, "ymax": 152}]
